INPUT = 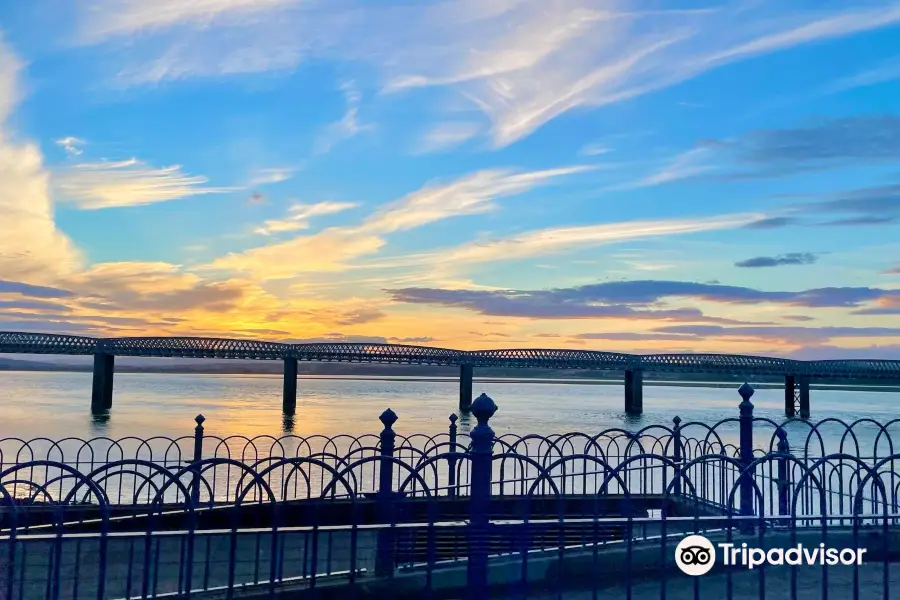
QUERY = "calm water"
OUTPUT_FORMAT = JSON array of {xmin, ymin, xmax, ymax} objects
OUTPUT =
[{"xmin": 1, "ymin": 370, "xmax": 898, "ymax": 444}]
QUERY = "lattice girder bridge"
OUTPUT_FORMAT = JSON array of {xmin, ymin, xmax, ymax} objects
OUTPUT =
[{"xmin": 1, "ymin": 331, "xmax": 897, "ymax": 417}]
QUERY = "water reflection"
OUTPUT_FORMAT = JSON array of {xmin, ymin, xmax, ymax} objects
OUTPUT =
[
  {"xmin": 282, "ymin": 412, "xmax": 295, "ymax": 434},
  {"xmin": 455, "ymin": 410, "xmax": 473, "ymax": 435},
  {"xmin": 622, "ymin": 411, "xmax": 646, "ymax": 429},
  {"xmin": 0, "ymin": 370, "xmax": 897, "ymax": 444},
  {"xmin": 90, "ymin": 408, "xmax": 110, "ymax": 430}
]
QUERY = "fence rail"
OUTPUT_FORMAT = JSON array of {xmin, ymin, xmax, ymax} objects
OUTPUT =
[{"xmin": 3, "ymin": 386, "xmax": 900, "ymax": 599}]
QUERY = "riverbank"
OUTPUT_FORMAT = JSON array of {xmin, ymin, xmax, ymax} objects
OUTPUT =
[{"xmin": 279, "ymin": 374, "xmax": 900, "ymax": 393}]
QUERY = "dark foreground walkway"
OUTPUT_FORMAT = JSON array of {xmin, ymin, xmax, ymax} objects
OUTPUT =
[{"xmin": 527, "ymin": 564, "xmax": 900, "ymax": 599}]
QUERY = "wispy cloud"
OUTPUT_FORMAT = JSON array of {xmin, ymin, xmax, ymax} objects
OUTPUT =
[
  {"xmin": 692, "ymin": 4, "xmax": 900, "ymax": 69},
  {"xmin": 734, "ymin": 253, "xmax": 818, "ymax": 268},
  {"xmin": 0, "ymin": 279, "xmax": 74, "ymax": 299},
  {"xmin": 203, "ymin": 227, "xmax": 385, "ymax": 279},
  {"xmin": 826, "ymin": 55, "xmax": 900, "ymax": 93},
  {"xmin": 786, "ymin": 345, "xmax": 900, "ymax": 360},
  {"xmin": 365, "ymin": 166, "xmax": 594, "ymax": 235},
  {"xmin": 78, "ymin": 0, "xmax": 302, "ymax": 43},
  {"xmin": 442, "ymin": 212, "xmax": 761, "ymax": 265},
  {"xmin": 382, "ymin": 1, "xmax": 900, "ymax": 146},
  {"xmin": 248, "ymin": 167, "xmax": 295, "ymax": 186},
  {"xmin": 575, "ymin": 326, "xmax": 900, "ymax": 346},
  {"xmin": 579, "ymin": 142, "xmax": 612, "ymax": 156},
  {"xmin": 203, "ymin": 165, "xmax": 593, "ymax": 279},
  {"xmin": 384, "ymin": 286, "xmax": 744, "ymax": 323},
  {"xmin": 608, "ymin": 147, "xmax": 714, "ymax": 190},
  {"xmin": 654, "ymin": 324, "xmax": 900, "ymax": 343},
  {"xmin": 792, "ymin": 183, "xmax": 900, "ymax": 226},
  {"xmin": 730, "ymin": 115, "xmax": 900, "ymax": 173},
  {"xmin": 254, "ymin": 201, "xmax": 358, "ymax": 235},
  {"xmin": 55, "ymin": 137, "xmax": 85, "ymax": 156},
  {"xmin": 855, "ymin": 297, "xmax": 900, "ymax": 315},
  {"xmin": 386, "ymin": 280, "xmax": 900, "ymax": 322},
  {"xmin": 742, "ymin": 216, "xmax": 801, "ymax": 230},
  {"xmin": 55, "ymin": 158, "xmax": 233, "ymax": 209},
  {"xmin": 79, "ymin": 1, "xmax": 900, "ymax": 147},
  {"xmin": 63, "ymin": 261, "xmax": 256, "ymax": 313},
  {"xmin": 415, "ymin": 122, "xmax": 481, "ymax": 154},
  {"xmin": 314, "ymin": 81, "xmax": 372, "ymax": 155},
  {"xmin": 636, "ymin": 115, "xmax": 900, "ymax": 189}
]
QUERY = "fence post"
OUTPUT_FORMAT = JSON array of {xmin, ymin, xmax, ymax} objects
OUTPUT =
[
  {"xmin": 776, "ymin": 427, "xmax": 791, "ymax": 520},
  {"xmin": 738, "ymin": 383, "xmax": 755, "ymax": 533},
  {"xmin": 375, "ymin": 408, "xmax": 398, "ymax": 577},
  {"xmin": 468, "ymin": 393, "xmax": 497, "ymax": 599},
  {"xmin": 448, "ymin": 413, "xmax": 458, "ymax": 498},
  {"xmin": 190, "ymin": 414, "xmax": 205, "ymax": 506},
  {"xmin": 672, "ymin": 415, "xmax": 682, "ymax": 497}
]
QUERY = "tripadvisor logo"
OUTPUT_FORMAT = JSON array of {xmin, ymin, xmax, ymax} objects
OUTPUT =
[
  {"xmin": 675, "ymin": 535, "xmax": 868, "ymax": 576},
  {"xmin": 675, "ymin": 535, "xmax": 716, "ymax": 576}
]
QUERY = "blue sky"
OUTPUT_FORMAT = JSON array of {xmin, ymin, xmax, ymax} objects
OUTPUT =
[{"xmin": 0, "ymin": 0, "xmax": 899, "ymax": 357}]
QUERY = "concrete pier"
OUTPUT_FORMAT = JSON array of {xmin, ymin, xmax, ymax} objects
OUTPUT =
[
  {"xmin": 624, "ymin": 369, "xmax": 643, "ymax": 415},
  {"xmin": 784, "ymin": 374, "xmax": 796, "ymax": 417},
  {"xmin": 459, "ymin": 364, "xmax": 474, "ymax": 412},
  {"xmin": 283, "ymin": 357, "xmax": 298, "ymax": 414},
  {"xmin": 798, "ymin": 375, "xmax": 811, "ymax": 419},
  {"xmin": 90, "ymin": 352, "xmax": 114, "ymax": 412}
]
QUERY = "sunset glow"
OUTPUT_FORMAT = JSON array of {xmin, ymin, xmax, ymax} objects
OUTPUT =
[{"xmin": 1, "ymin": 1, "xmax": 899, "ymax": 358}]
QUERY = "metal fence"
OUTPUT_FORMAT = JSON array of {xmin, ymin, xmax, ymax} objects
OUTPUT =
[{"xmin": 3, "ymin": 386, "xmax": 900, "ymax": 599}]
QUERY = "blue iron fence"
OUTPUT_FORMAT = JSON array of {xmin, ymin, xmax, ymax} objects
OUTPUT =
[{"xmin": 2, "ymin": 385, "xmax": 900, "ymax": 598}]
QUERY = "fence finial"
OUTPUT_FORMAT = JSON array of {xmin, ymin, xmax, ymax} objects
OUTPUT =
[
  {"xmin": 671, "ymin": 415, "xmax": 683, "ymax": 497},
  {"xmin": 379, "ymin": 408, "xmax": 398, "ymax": 430},
  {"xmin": 376, "ymin": 408, "xmax": 398, "ymax": 577},
  {"xmin": 448, "ymin": 413, "xmax": 459, "ymax": 498},
  {"xmin": 738, "ymin": 383, "xmax": 755, "ymax": 532},
  {"xmin": 191, "ymin": 414, "xmax": 206, "ymax": 505},
  {"xmin": 471, "ymin": 393, "xmax": 497, "ymax": 427},
  {"xmin": 468, "ymin": 393, "xmax": 496, "ymax": 598}
]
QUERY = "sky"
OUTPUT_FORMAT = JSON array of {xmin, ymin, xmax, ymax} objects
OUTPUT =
[{"xmin": 0, "ymin": 0, "xmax": 899, "ymax": 359}]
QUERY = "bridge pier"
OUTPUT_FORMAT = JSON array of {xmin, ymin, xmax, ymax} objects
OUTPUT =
[
  {"xmin": 283, "ymin": 357, "xmax": 298, "ymax": 414},
  {"xmin": 459, "ymin": 364, "xmax": 474, "ymax": 412},
  {"xmin": 784, "ymin": 375, "xmax": 796, "ymax": 417},
  {"xmin": 624, "ymin": 369, "xmax": 643, "ymax": 415},
  {"xmin": 799, "ymin": 375, "xmax": 811, "ymax": 419},
  {"xmin": 91, "ymin": 353, "xmax": 114, "ymax": 412}
]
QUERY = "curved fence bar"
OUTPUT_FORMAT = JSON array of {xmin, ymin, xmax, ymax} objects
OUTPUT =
[{"xmin": 3, "ymin": 387, "xmax": 900, "ymax": 518}]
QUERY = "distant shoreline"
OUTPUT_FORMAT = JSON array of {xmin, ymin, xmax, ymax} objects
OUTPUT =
[{"xmin": 3, "ymin": 369, "xmax": 898, "ymax": 393}]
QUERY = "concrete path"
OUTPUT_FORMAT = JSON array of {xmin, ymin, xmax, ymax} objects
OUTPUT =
[
  {"xmin": 522, "ymin": 564, "xmax": 900, "ymax": 599},
  {"xmin": 1, "ymin": 530, "xmax": 377, "ymax": 600}
]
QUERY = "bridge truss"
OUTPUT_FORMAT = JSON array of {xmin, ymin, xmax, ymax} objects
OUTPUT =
[{"xmin": 1, "ymin": 331, "xmax": 899, "ymax": 381}]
